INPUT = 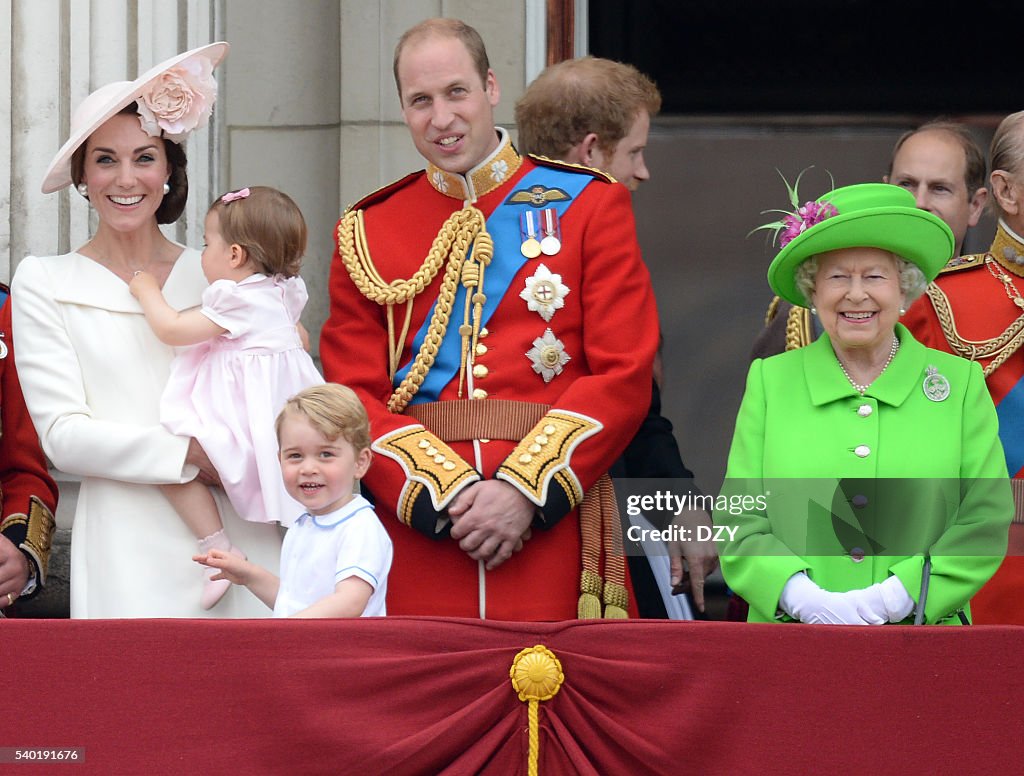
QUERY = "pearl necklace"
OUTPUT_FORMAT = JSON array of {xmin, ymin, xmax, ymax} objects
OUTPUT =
[{"xmin": 837, "ymin": 336, "xmax": 899, "ymax": 395}]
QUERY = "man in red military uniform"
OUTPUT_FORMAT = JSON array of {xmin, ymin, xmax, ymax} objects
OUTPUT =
[
  {"xmin": 320, "ymin": 18, "xmax": 658, "ymax": 619},
  {"xmin": 0, "ymin": 286, "xmax": 58, "ymax": 615},
  {"xmin": 902, "ymin": 112, "xmax": 1024, "ymax": 623}
]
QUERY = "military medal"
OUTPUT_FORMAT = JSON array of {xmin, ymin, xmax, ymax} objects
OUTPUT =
[
  {"xmin": 526, "ymin": 328, "xmax": 570, "ymax": 383},
  {"xmin": 520, "ymin": 263, "xmax": 570, "ymax": 322},
  {"xmin": 520, "ymin": 211, "xmax": 542, "ymax": 259},
  {"xmin": 540, "ymin": 208, "xmax": 562, "ymax": 256},
  {"xmin": 922, "ymin": 365, "xmax": 950, "ymax": 402}
]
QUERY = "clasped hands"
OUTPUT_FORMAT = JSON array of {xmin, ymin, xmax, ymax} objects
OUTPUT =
[
  {"xmin": 448, "ymin": 480, "xmax": 534, "ymax": 570},
  {"xmin": 0, "ymin": 535, "xmax": 30, "ymax": 609},
  {"xmin": 780, "ymin": 571, "xmax": 915, "ymax": 625}
]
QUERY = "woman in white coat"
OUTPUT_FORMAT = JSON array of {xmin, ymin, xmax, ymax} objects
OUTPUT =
[{"xmin": 11, "ymin": 43, "xmax": 282, "ymax": 617}]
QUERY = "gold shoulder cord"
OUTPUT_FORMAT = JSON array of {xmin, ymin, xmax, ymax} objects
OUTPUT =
[
  {"xmin": 337, "ymin": 205, "xmax": 492, "ymax": 413},
  {"xmin": 926, "ymin": 280, "xmax": 1024, "ymax": 377}
]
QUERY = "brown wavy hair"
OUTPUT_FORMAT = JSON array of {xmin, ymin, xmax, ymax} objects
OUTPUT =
[
  {"xmin": 208, "ymin": 186, "xmax": 307, "ymax": 278},
  {"xmin": 515, "ymin": 56, "xmax": 661, "ymax": 158}
]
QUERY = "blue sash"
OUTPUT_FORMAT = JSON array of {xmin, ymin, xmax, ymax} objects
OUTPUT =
[
  {"xmin": 996, "ymin": 379, "xmax": 1024, "ymax": 476},
  {"xmin": 395, "ymin": 166, "xmax": 593, "ymax": 404}
]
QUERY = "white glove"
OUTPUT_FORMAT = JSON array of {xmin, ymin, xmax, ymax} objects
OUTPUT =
[
  {"xmin": 779, "ymin": 572, "xmax": 873, "ymax": 625},
  {"xmin": 844, "ymin": 576, "xmax": 915, "ymax": 624}
]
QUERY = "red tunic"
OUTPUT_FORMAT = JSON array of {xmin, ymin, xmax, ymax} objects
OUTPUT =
[
  {"xmin": 1, "ymin": 289, "xmax": 58, "ymax": 596},
  {"xmin": 903, "ymin": 222, "xmax": 1024, "ymax": 623},
  {"xmin": 320, "ymin": 137, "xmax": 658, "ymax": 619}
]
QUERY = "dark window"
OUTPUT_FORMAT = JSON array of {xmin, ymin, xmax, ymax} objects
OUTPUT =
[{"xmin": 589, "ymin": 0, "xmax": 1014, "ymax": 114}]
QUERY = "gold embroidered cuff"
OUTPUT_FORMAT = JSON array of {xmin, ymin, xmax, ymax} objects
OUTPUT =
[
  {"xmin": 495, "ymin": 410, "xmax": 602, "ymax": 507},
  {"xmin": 373, "ymin": 425, "xmax": 479, "ymax": 511},
  {"xmin": 0, "ymin": 496, "xmax": 56, "ymax": 583}
]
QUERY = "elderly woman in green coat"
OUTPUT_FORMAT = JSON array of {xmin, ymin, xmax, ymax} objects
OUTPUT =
[{"xmin": 719, "ymin": 182, "xmax": 1012, "ymax": 625}]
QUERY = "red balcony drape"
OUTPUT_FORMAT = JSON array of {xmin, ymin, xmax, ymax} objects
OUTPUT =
[{"xmin": 5, "ymin": 617, "xmax": 1022, "ymax": 775}]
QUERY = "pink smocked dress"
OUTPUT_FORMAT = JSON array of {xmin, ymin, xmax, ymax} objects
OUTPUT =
[{"xmin": 161, "ymin": 273, "xmax": 324, "ymax": 525}]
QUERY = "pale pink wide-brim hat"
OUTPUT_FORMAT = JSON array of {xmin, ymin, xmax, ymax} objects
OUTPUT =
[{"xmin": 41, "ymin": 41, "xmax": 229, "ymax": 194}]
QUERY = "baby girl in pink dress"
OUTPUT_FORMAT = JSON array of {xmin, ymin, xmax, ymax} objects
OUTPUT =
[{"xmin": 130, "ymin": 186, "xmax": 323, "ymax": 609}]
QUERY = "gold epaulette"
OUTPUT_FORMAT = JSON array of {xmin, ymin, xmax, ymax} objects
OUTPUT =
[
  {"xmin": 938, "ymin": 252, "xmax": 985, "ymax": 275},
  {"xmin": 344, "ymin": 171, "xmax": 424, "ymax": 215},
  {"xmin": 526, "ymin": 154, "xmax": 616, "ymax": 184}
]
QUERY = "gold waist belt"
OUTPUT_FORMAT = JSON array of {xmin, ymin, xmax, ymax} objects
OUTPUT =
[{"xmin": 406, "ymin": 399, "xmax": 549, "ymax": 441}]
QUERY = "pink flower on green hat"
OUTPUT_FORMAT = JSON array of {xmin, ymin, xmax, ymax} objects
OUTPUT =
[
  {"xmin": 779, "ymin": 201, "xmax": 838, "ymax": 247},
  {"xmin": 749, "ymin": 167, "xmax": 838, "ymax": 248},
  {"xmin": 136, "ymin": 56, "xmax": 218, "ymax": 143}
]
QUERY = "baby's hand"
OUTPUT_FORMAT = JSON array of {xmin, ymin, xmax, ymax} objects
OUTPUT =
[{"xmin": 128, "ymin": 270, "xmax": 158, "ymax": 298}]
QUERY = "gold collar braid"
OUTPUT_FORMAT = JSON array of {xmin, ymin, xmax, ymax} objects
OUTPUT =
[
  {"xmin": 426, "ymin": 127, "xmax": 522, "ymax": 201},
  {"xmin": 337, "ymin": 204, "xmax": 493, "ymax": 413},
  {"xmin": 990, "ymin": 220, "xmax": 1024, "ymax": 277}
]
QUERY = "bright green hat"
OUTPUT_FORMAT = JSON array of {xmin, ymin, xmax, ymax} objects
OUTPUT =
[{"xmin": 766, "ymin": 183, "xmax": 955, "ymax": 306}]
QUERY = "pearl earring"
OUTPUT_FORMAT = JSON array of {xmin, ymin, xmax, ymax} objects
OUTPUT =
[
  {"xmin": 76, "ymin": 183, "xmax": 89, "ymax": 198},
  {"xmin": 810, "ymin": 306, "xmax": 817, "ymax": 315},
  {"xmin": 899, "ymin": 307, "xmax": 906, "ymax": 316},
  {"xmin": 162, "ymin": 182, "xmax": 171, "ymax": 195}
]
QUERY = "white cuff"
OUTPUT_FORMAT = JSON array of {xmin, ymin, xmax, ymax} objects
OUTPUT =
[
  {"xmin": 779, "ymin": 571, "xmax": 817, "ymax": 620},
  {"xmin": 879, "ymin": 575, "xmax": 915, "ymax": 622}
]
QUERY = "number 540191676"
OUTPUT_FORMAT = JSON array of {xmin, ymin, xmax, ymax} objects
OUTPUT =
[{"xmin": 0, "ymin": 748, "xmax": 84, "ymax": 762}]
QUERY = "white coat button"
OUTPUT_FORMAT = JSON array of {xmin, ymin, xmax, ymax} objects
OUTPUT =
[
  {"xmin": 858, "ymin": 404, "xmax": 873, "ymax": 417},
  {"xmin": 854, "ymin": 445, "xmax": 870, "ymax": 458}
]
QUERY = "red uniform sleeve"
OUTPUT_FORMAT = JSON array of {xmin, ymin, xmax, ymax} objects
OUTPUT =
[{"xmin": 0, "ymin": 297, "xmax": 58, "ymax": 588}]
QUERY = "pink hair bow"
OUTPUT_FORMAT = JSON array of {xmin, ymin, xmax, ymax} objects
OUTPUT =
[{"xmin": 221, "ymin": 187, "xmax": 250, "ymax": 203}]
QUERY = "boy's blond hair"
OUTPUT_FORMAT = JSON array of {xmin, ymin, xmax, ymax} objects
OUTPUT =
[{"xmin": 275, "ymin": 383, "xmax": 371, "ymax": 452}]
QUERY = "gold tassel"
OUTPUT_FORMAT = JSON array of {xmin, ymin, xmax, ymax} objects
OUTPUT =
[
  {"xmin": 577, "ymin": 569, "xmax": 603, "ymax": 619},
  {"xmin": 603, "ymin": 581, "xmax": 629, "ymax": 619},
  {"xmin": 510, "ymin": 645, "xmax": 564, "ymax": 776}
]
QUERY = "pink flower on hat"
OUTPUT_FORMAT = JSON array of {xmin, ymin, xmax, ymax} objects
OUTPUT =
[
  {"xmin": 136, "ymin": 55, "xmax": 218, "ymax": 143},
  {"xmin": 779, "ymin": 201, "xmax": 838, "ymax": 247},
  {"xmin": 749, "ymin": 167, "xmax": 838, "ymax": 248}
]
